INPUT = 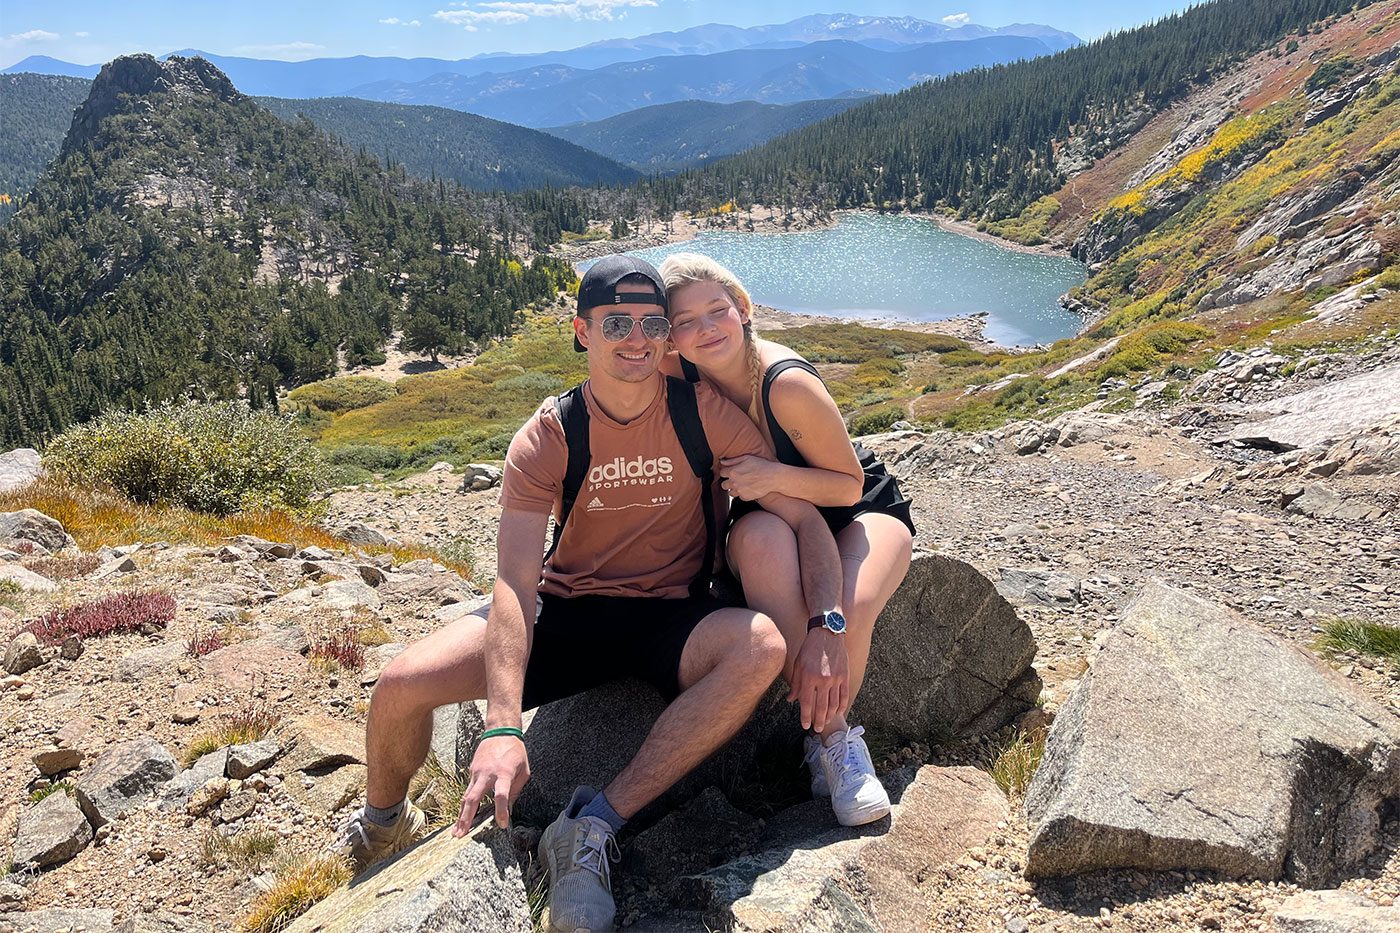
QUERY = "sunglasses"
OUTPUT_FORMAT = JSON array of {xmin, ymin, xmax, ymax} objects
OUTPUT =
[{"xmin": 596, "ymin": 314, "xmax": 672, "ymax": 342}]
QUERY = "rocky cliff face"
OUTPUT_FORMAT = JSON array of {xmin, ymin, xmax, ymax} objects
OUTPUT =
[{"xmin": 62, "ymin": 55, "xmax": 246, "ymax": 158}]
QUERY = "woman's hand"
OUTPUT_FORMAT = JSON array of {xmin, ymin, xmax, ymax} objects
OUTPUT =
[{"xmin": 719, "ymin": 455, "xmax": 783, "ymax": 501}]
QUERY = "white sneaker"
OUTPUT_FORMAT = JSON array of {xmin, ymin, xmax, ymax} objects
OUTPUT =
[
  {"xmin": 813, "ymin": 726, "xmax": 891, "ymax": 826},
  {"xmin": 803, "ymin": 733, "xmax": 830, "ymax": 798},
  {"xmin": 538, "ymin": 786, "xmax": 620, "ymax": 933}
]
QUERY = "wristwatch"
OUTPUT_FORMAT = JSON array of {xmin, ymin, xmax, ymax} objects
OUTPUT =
[{"xmin": 807, "ymin": 609, "xmax": 847, "ymax": 635}]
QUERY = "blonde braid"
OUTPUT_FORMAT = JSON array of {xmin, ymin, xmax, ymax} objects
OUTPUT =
[{"xmin": 743, "ymin": 321, "xmax": 763, "ymax": 425}]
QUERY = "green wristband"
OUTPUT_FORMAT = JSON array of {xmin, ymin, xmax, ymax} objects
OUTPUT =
[{"xmin": 480, "ymin": 727, "xmax": 524, "ymax": 742}]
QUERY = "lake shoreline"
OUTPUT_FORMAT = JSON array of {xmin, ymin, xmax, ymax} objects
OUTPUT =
[{"xmin": 554, "ymin": 204, "xmax": 1078, "ymax": 352}]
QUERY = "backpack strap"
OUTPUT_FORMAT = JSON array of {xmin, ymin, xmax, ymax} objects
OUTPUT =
[
  {"xmin": 547, "ymin": 383, "xmax": 590, "ymax": 562},
  {"xmin": 665, "ymin": 376, "xmax": 717, "ymax": 600},
  {"xmin": 678, "ymin": 354, "xmax": 702, "ymax": 383}
]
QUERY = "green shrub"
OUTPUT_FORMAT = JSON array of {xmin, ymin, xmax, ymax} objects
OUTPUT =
[
  {"xmin": 286, "ymin": 376, "xmax": 397, "ymax": 413},
  {"xmin": 44, "ymin": 399, "xmax": 327, "ymax": 515},
  {"xmin": 849, "ymin": 404, "xmax": 906, "ymax": 436},
  {"xmin": 494, "ymin": 371, "xmax": 565, "ymax": 397},
  {"xmin": 327, "ymin": 444, "xmax": 404, "ymax": 471}
]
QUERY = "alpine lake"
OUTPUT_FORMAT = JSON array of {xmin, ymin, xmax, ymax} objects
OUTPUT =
[{"xmin": 607, "ymin": 211, "xmax": 1090, "ymax": 347}]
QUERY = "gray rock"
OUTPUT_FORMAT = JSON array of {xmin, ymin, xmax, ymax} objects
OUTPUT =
[
  {"xmin": 158, "ymin": 749, "xmax": 228, "ymax": 810},
  {"xmin": 850, "ymin": 554, "xmax": 1041, "ymax": 742},
  {"xmin": 995, "ymin": 567, "xmax": 1082, "ymax": 606},
  {"xmin": 12, "ymin": 791, "xmax": 92, "ymax": 867},
  {"xmin": 1024, "ymin": 581, "xmax": 1400, "ymax": 886},
  {"xmin": 1052, "ymin": 412, "xmax": 1123, "ymax": 448},
  {"xmin": 0, "ymin": 883, "xmax": 25, "ymax": 907},
  {"xmin": 4, "ymin": 633, "xmax": 47, "ymax": 676},
  {"xmin": 433, "ymin": 700, "xmax": 481, "ymax": 779},
  {"xmin": 0, "ymin": 448, "xmax": 41, "ymax": 494},
  {"xmin": 0, "ymin": 908, "xmax": 115, "ymax": 933},
  {"xmin": 59, "ymin": 635, "xmax": 83, "ymax": 660},
  {"xmin": 115, "ymin": 640, "xmax": 186, "ymax": 683},
  {"xmin": 298, "ymin": 546, "xmax": 334, "ymax": 561},
  {"xmin": 460, "ymin": 463, "xmax": 503, "ymax": 492},
  {"xmin": 226, "ymin": 737, "xmax": 281, "ymax": 780},
  {"xmin": 359, "ymin": 643, "xmax": 407, "ymax": 687},
  {"xmin": 75, "ymin": 736, "xmax": 178, "ymax": 828},
  {"xmin": 339, "ymin": 523, "xmax": 389, "ymax": 547},
  {"xmin": 115, "ymin": 912, "xmax": 212, "ymax": 933},
  {"xmin": 93, "ymin": 555, "xmax": 138, "ymax": 579},
  {"xmin": 282, "ymin": 713, "xmax": 364, "ymax": 772},
  {"xmin": 1272, "ymin": 890, "xmax": 1400, "ymax": 932},
  {"xmin": 1284, "ymin": 483, "xmax": 1383, "ymax": 521},
  {"xmin": 219, "ymin": 787, "xmax": 258, "ymax": 822},
  {"xmin": 196, "ymin": 583, "xmax": 251, "ymax": 606},
  {"xmin": 284, "ymin": 825, "xmax": 530, "ymax": 932},
  {"xmin": 0, "ymin": 509, "xmax": 68, "ymax": 552},
  {"xmin": 623, "ymin": 787, "xmax": 760, "ymax": 887},
  {"xmin": 0, "ymin": 565, "xmax": 58, "ymax": 593},
  {"xmin": 322, "ymin": 579, "xmax": 382, "ymax": 611},
  {"xmin": 684, "ymin": 766, "xmax": 1007, "ymax": 933},
  {"xmin": 1217, "ymin": 363, "xmax": 1400, "ymax": 450}
]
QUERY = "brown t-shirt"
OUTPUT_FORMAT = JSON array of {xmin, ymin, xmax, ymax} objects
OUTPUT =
[{"xmin": 500, "ymin": 378, "xmax": 767, "ymax": 599}]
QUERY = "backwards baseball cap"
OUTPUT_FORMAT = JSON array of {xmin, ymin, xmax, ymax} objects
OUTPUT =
[{"xmin": 574, "ymin": 254, "xmax": 668, "ymax": 352}]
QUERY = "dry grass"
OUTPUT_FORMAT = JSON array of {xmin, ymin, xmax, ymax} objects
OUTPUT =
[
  {"xmin": 410, "ymin": 753, "xmax": 469, "ymax": 829},
  {"xmin": 181, "ymin": 701, "xmax": 282, "ymax": 767},
  {"xmin": 0, "ymin": 478, "xmax": 473, "ymax": 578},
  {"xmin": 198, "ymin": 828, "xmax": 280, "ymax": 872},
  {"xmin": 235, "ymin": 852, "xmax": 351, "ymax": 933},
  {"xmin": 988, "ymin": 728, "xmax": 1048, "ymax": 800}
]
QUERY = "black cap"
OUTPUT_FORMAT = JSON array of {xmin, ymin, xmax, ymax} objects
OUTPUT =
[{"xmin": 574, "ymin": 255, "xmax": 667, "ymax": 352}]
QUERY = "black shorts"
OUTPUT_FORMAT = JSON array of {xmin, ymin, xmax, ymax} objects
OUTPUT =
[{"xmin": 519, "ymin": 592, "xmax": 726, "ymax": 710}]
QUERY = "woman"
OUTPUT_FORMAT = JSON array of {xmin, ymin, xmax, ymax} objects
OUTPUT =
[{"xmin": 659, "ymin": 253, "xmax": 915, "ymax": 827}]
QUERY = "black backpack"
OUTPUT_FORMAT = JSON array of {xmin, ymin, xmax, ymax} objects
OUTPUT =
[{"xmin": 548, "ymin": 376, "xmax": 717, "ymax": 599}]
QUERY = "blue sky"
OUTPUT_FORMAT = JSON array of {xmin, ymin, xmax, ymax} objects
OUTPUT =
[{"xmin": 1, "ymin": 0, "xmax": 1191, "ymax": 70}]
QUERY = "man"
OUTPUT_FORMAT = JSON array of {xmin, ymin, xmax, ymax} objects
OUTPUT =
[{"xmin": 332, "ymin": 255, "xmax": 849, "ymax": 932}]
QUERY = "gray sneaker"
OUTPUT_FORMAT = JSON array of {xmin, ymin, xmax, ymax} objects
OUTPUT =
[{"xmin": 538, "ymin": 786, "xmax": 620, "ymax": 933}]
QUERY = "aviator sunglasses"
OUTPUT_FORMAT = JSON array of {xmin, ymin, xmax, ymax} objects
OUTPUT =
[{"xmin": 596, "ymin": 313, "xmax": 672, "ymax": 342}]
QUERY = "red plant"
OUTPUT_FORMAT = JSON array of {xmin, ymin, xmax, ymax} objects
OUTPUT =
[
  {"xmin": 185, "ymin": 629, "xmax": 225, "ymax": 658},
  {"xmin": 24, "ymin": 591, "xmax": 178, "ymax": 645},
  {"xmin": 309, "ymin": 625, "xmax": 366, "ymax": 671}
]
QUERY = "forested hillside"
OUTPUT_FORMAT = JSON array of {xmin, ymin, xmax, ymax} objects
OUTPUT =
[
  {"xmin": 0, "ymin": 74, "xmax": 91, "ymax": 223},
  {"xmin": 543, "ymin": 97, "xmax": 867, "ymax": 173},
  {"xmin": 256, "ymin": 97, "xmax": 638, "ymax": 191},
  {"xmin": 655, "ymin": 0, "xmax": 1378, "ymax": 221},
  {"xmin": 0, "ymin": 55, "xmax": 577, "ymax": 446}
]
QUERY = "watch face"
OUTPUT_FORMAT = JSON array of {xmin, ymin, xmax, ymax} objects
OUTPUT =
[{"xmin": 825, "ymin": 610, "xmax": 847, "ymax": 634}]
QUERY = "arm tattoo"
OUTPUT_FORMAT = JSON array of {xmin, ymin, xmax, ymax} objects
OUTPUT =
[{"xmin": 789, "ymin": 429, "xmax": 802, "ymax": 439}]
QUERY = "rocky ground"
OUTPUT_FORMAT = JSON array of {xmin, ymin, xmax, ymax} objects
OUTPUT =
[{"xmin": 1, "ymin": 322, "xmax": 1398, "ymax": 931}]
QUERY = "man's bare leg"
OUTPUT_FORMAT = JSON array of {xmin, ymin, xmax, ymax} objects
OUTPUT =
[
  {"xmin": 364, "ymin": 611, "xmax": 491, "ymax": 808},
  {"xmin": 602, "ymin": 608, "xmax": 786, "ymax": 818}
]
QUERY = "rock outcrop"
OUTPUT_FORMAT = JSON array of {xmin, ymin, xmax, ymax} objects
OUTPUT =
[{"xmin": 1024, "ymin": 581, "xmax": 1400, "ymax": 886}]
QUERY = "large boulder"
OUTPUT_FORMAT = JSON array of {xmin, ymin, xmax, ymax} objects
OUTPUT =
[
  {"xmin": 512, "ymin": 554, "xmax": 1037, "ymax": 825},
  {"xmin": 1024, "ymin": 581, "xmax": 1400, "ymax": 886},
  {"xmin": 0, "ymin": 448, "xmax": 41, "ymax": 494},
  {"xmin": 0, "ymin": 565, "xmax": 58, "ymax": 593},
  {"xmin": 678, "ymin": 766, "xmax": 1007, "ymax": 933},
  {"xmin": 850, "ymin": 554, "xmax": 1040, "ymax": 742},
  {"xmin": 12, "ymin": 791, "xmax": 92, "ymax": 867},
  {"xmin": 75, "ymin": 736, "xmax": 179, "ymax": 828},
  {"xmin": 1216, "ymin": 363, "xmax": 1400, "ymax": 450},
  {"xmin": 115, "ymin": 640, "xmax": 186, "ymax": 683},
  {"xmin": 0, "ymin": 509, "xmax": 69, "ymax": 552},
  {"xmin": 285, "ymin": 825, "xmax": 530, "ymax": 932}
]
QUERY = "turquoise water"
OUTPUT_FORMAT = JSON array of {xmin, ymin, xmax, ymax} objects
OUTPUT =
[{"xmin": 602, "ymin": 212, "xmax": 1089, "ymax": 346}]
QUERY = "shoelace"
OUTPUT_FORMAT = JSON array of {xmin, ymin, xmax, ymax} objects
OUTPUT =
[
  {"xmin": 572, "ymin": 824, "xmax": 621, "ymax": 885},
  {"xmin": 330, "ymin": 808, "xmax": 373, "ymax": 853},
  {"xmin": 815, "ymin": 726, "xmax": 869, "ymax": 791}
]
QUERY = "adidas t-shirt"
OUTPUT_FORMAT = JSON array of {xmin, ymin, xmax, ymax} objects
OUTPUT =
[{"xmin": 500, "ymin": 378, "xmax": 767, "ymax": 599}]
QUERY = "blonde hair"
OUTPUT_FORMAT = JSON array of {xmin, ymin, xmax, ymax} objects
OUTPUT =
[{"xmin": 659, "ymin": 253, "xmax": 763, "ymax": 423}]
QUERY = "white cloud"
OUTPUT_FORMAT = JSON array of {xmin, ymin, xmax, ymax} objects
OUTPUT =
[
  {"xmin": 433, "ymin": 8, "xmax": 529, "ymax": 30},
  {"xmin": 380, "ymin": 16, "xmax": 422, "ymax": 25},
  {"xmin": 75, "ymin": 31, "xmax": 90, "ymax": 37},
  {"xmin": 434, "ymin": 0, "xmax": 655, "ymax": 29},
  {"xmin": 231, "ymin": 41, "xmax": 327, "ymax": 59},
  {"xmin": 1, "ymin": 29, "xmax": 60, "ymax": 46},
  {"xmin": 941, "ymin": 13, "xmax": 970, "ymax": 26}
]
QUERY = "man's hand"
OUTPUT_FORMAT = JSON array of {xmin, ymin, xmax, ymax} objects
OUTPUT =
[
  {"xmin": 453, "ymin": 735, "xmax": 530, "ymax": 836},
  {"xmin": 787, "ymin": 629, "xmax": 849, "ymax": 733},
  {"xmin": 719, "ymin": 455, "xmax": 782, "ymax": 501}
]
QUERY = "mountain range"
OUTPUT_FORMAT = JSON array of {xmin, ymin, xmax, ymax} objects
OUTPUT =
[
  {"xmin": 1, "ymin": 13, "xmax": 1078, "ymax": 99},
  {"xmin": 348, "ymin": 36, "xmax": 1056, "ymax": 127}
]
